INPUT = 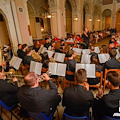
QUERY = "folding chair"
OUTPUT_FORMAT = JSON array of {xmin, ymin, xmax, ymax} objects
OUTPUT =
[
  {"xmin": 63, "ymin": 113, "xmax": 89, "ymax": 120},
  {"xmin": 63, "ymin": 71, "xmax": 76, "ymax": 90},
  {"xmin": 0, "ymin": 100, "xmax": 18, "ymax": 120}
]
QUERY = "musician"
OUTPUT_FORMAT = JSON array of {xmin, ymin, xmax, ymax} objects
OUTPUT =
[
  {"xmin": 65, "ymin": 50, "xmax": 77, "ymax": 81},
  {"xmin": 48, "ymin": 41, "xmax": 56, "ymax": 51},
  {"xmin": 89, "ymin": 46, "xmax": 98, "ymax": 58},
  {"xmin": 0, "ymin": 72, "xmax": 19, "ymax": 107},
  {"xmin": 62, "ymin": 69, "xmax": 94, "ymax": 117},
  {"xmin": 44, "ymin": 38, "xmax": 51, "ymax": 49},
  {"xmin": 93, "ymin": 71, "xmax": 120, "ymax": 120},
  {"xmin": 23, "ymin": 48, "xmax": 35, "ymax": 66},
  {"xmin": 82, "ymin": 27, "xmax": 90, "ymax": 49},
  {"xmin": 18, "ymin": 44, "xmax": 27, "ymax": 59},
  {"xmin": 33, "ymin": 40, "xmax": 40, "ymax": 52},
  {"xmin": 17, "ymin": 44, "xmax": 22, "ymax": 57},
  {"xmin": 17, "ymin": 72, "xmax": 61, "ymax": 117}
]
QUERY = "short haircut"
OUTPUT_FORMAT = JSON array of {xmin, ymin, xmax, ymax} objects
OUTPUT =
[
  {"xmin": 26, "ymin": 48, "xmax": 32, "ymax": 54},
  {"xmin": 90, "ymin": 46, "xmax": 95, "ymax": 51},
  {"xmin": 18, "ymin": 44, "xmax": 22, "ymax": 47},
  {"xmin": 107, "ymin": 71, "xmax": 120, "ymax": 87},
  {"xmin": 109, "ymin": 49, "xmax": 117, "ymax": 58},
  {"xmin": 24, "ymin": 72, "xmax": 38, "ymax": 88},
  {"xmin": 45, "ymin": 38, "xmax": 48, "ymax": 40},
  {"xmin": 75, "ymin": 69, "xmax": 87, "ymax": 83},
  {"xmin": 90, "ymin": 55, "xmax": 97, "ymax": 63},
  {"xmin": 22, "ymin": 44, "xmax": 27, "ymax": 50},
  {"xmin": 67, "ymin": 50, "xmax": 74, "ymax": 57}
]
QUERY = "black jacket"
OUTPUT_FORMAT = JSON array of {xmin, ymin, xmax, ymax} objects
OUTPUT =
[
  {"xmin": 17, "ymin": 80, "xmax": 61, "ymax": 116},
  {"xmin": 62, "ymin": 85, "xmax": 94, "ymax": 117},
  {"xmin": 0, "ymin": 79, "xmax": 19, "ymax": 107}
]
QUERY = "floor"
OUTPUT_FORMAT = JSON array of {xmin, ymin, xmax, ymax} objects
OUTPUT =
[{"xmin": 0, "ymin": 37, "xmax": 110, "ymax": 120}]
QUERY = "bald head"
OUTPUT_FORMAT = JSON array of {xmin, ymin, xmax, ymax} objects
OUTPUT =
[{"xmin": 24, "ymin": 72, "xmax": 38, "ymax": 88}]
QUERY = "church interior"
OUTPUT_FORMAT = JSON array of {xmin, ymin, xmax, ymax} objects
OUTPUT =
[{"xmin": 0, "ymin": 0, "xmax": 120, "ymax": 120}]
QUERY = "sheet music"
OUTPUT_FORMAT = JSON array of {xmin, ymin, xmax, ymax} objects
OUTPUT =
[
  {"xmin": 116, "ymin": 49, "xmax": 120, "ymax": 59},
  {"xmin": 41, "ymin": 47, "xmax": 47, "ymax": 54},
  {"xmin": 30, "ymin": 61, "xmax": 42, "ymax": 75},
  {"xmin": 13, "ymin": 57, "xmax": 22, "ymax": 70},
  {"xmin": 82, "ymin": 49, "xmax": 90, "ymax": 55},
  {"xmin": 98, "ymin": 54, "xmax": 110, "ymax": 63},
  {"xmin": 56, "ymin": 63, "xmax": 67, "ymax": 76},
  {"xmin": 10, "ymin": 56, "xmax": 22, "ymax": 70},
  {"xmin": 73, "ymin": 48, "xmax": 82, "ymax": 55},
  {"xmin": 81, "ymin": 54, "xmax": 91, "ymax": 64},
  {"xmin": 38, "ymin": 46, "xmax": 43, "ymax": 53},
  {"xmin": 46, "ymin": 50, "xmax": 54, "ymax": 58},
  {"xmin": 30, "ymin": 61, "xmax": 36, "ymax": 73},
  {"xmin": 35, "ymin": 62, "xmax": 42, "ymax": 75},
  {"xmin": 95, "ymin": 47, "xmax": 100, "ymax": 53},
  {"xmin": 54, "ymin": 52, "xmax": 65, "ymax": 62},
  {"xmin": 49, "ymin": 62, "xmax": 57, "ymax": 75},
  {"xmin": 76, "ymin": 64, "xmax": 96, "ymax": 78}
]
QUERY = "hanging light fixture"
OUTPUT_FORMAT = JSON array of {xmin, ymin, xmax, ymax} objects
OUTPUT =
[
  {"xmin": 74, "ymin": 17, "xmax": 78, "ymax": 20},
  {"xmin": 89, "ymin": 18, "xmax": 92, "ymax": 21},
  {"xmin": 97, "ymin": 19, "xmax": 100, "ymax": 21}
]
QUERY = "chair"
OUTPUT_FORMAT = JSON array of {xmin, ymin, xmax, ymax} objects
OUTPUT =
[
  {"xmin": 28, "ymin": 112, "xmax": 54, "ymax": 120},
  {"xmin": 63, "ymin": 71, "xmax": 76, "ymax": 90},
  {"xmin": 63, "ymin": 113, "xmax": 89, "ymax": 120},
  {"xmin": 102, "ymin": 116, "xmax": 120, "ymax": 120},
  {"xmin": 103, "ymin": 69, "xmax": 120, "ymax": 93},
  {"xmin": 0, "ymin": 100, "xmax": 18, "ymax": 120},
  {"xmin": 89, "ymin": 71, "xmax": 103, "ymax": 89}
]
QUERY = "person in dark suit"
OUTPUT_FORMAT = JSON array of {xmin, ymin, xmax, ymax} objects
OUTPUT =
[
  {"xmin": 17, "ymin": 44, "xmax": 22, "ymax": 57},
  {"xmin": 23, "ymin": 48, "xmax": 35, "ymax": 66},
  {"xmin": 17, "ymin": 72, "xmax": 61, "ymax": 117},
  {"xmin": 44, "ymin": 38, "xmax": 51, "ymax": 49},
  {"xmin": 65, "ymin": 50, "xmax": 77, "ymax": 81},
  {"xmin": 93, "ymin": 71, "xmax": 120, "ymax": 120},
  {"xmin": 82, "ymin": 27, "xmax": 90, "ymax": 49},
  {"xmin": 18, "ymin": 44, "xmax": 27, "ymax": 59},
  {"xmin": 0, "ymin": 72, "xmax": 19, "ymax": 107},
  {"xmin": 104, "ymin": 48, "xmax": 120, "ymax": 70},
  {"xmin": 62, "ymin": 69, "xmax": 94, "ymax": 117}
]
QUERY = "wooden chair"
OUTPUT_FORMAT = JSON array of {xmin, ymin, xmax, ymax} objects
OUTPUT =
[
  {"xmin": 103, "ymin": 69, "xmax": 120, "ymax": 93},
  {"xmin": 63, "ymin": 71, "xmax": 76, "ymax": 90},
  {"xmin": 89, "ymin": 71, "xmax": 103, "ymax": 89}
]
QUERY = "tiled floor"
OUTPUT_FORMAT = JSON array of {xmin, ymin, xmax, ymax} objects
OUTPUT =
[{"xmin": 1, "ymin": 37, "xmax": 110, "ymax": 120}]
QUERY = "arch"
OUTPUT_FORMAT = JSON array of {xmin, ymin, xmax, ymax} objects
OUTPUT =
[
  {"xmin": 116, "ymin": 8, "xmax": 120, "ymax": 32},
  {"xmin": 0, "ymin": 9, "xmax": 12, "ymax": 46},
  {"xmin": 64, "ymin": 0, "xmax": 77, "ymax": 10},
  {"xmin": 102, "ymin": 9, "xmax": 112, "ymax": 30}
]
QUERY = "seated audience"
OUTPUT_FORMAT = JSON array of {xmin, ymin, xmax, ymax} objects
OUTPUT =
[
  {"xmin": 17, "ymin": 72, "xmax": 61, "ymax": 117},
  {"xmin": 66, "ymin": 37, "xmax": 74, "ymax": 42},
  {"xmin": 23, "ymin": 48, "xmax": 35, "ymax": 66},
  {"xmin": 65, "ymin": 50, "xmax": 76, "ymax": 81},
  {"xmin": 104, "ymin": 48, "xmax": 120, "ymax": 70},
  {"xmin": 44, "ymin": 38, "xmax": 50, "ymax": 49},
  {"xmin": 54, "ymin": 35, "xmax": 59, "ymax": 42},
  {"xmin": 18, "ymin": 44, "xmax": 27, "ymax": 59},
  {"xmin": 88, "ymin": 55, "xmax": 102, "ymax": 85},
  {"xmin": 0, "ymin": 71, "xmax": 19, "ymax": 107},
  {"xmin": 93, "ymin": 71, "xmax": 120, "ymax": 120},
  {"xmin": 62, "ymin": 69, "xmax": 94, "ymax": 117}
]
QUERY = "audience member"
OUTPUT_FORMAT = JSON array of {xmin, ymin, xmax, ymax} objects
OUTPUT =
[{"xmin": 62, "ymin": 69, "xmax": 94, "ymax": 117}]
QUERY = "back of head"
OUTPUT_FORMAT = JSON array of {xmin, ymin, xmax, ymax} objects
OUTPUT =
[
  {"xmin": 90, "ymin": 55, "xmax": 97, "ymax": 64},
  {"xmin": 55, "ymin": 42, "xmax": 60, "ymax": 50},
  {"xmin": 90, "ymin": 46, "xmax": 95, "ymax": 52},
  {"xmin": 26, "ymin": 48, "xmax": 32, "ymax": 54},
  {"xmin": 42, "ymin": 52, "xmax": 49, "ymax": 60},
  {"xmin": 67, "ymin": 50, "xmax": 74, "ymax": 57},
  {"xmin": 109, "ymin": 49, "xmax": 117, "ymax": 58},
  {"xmin": 107, "ymin": 71, "xmax": 120, "ymax": 87},
  {"xmin": 75, "ymin": 69, "xmax": 87, "ymax": 83},
  {"xmin": 63, "ymin": 44, "xmax": 70, "ymax": 53},
  {"xmin": 101, "ymin": 45, "xmax": 108, "ymax": 53},
  {"xmin": 24, "ymin": 72, "xmax": 38, "ymax": 88},
  {"xmin": 22, "ymin": 44, "xmax": 27, "ymax": 50}
]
